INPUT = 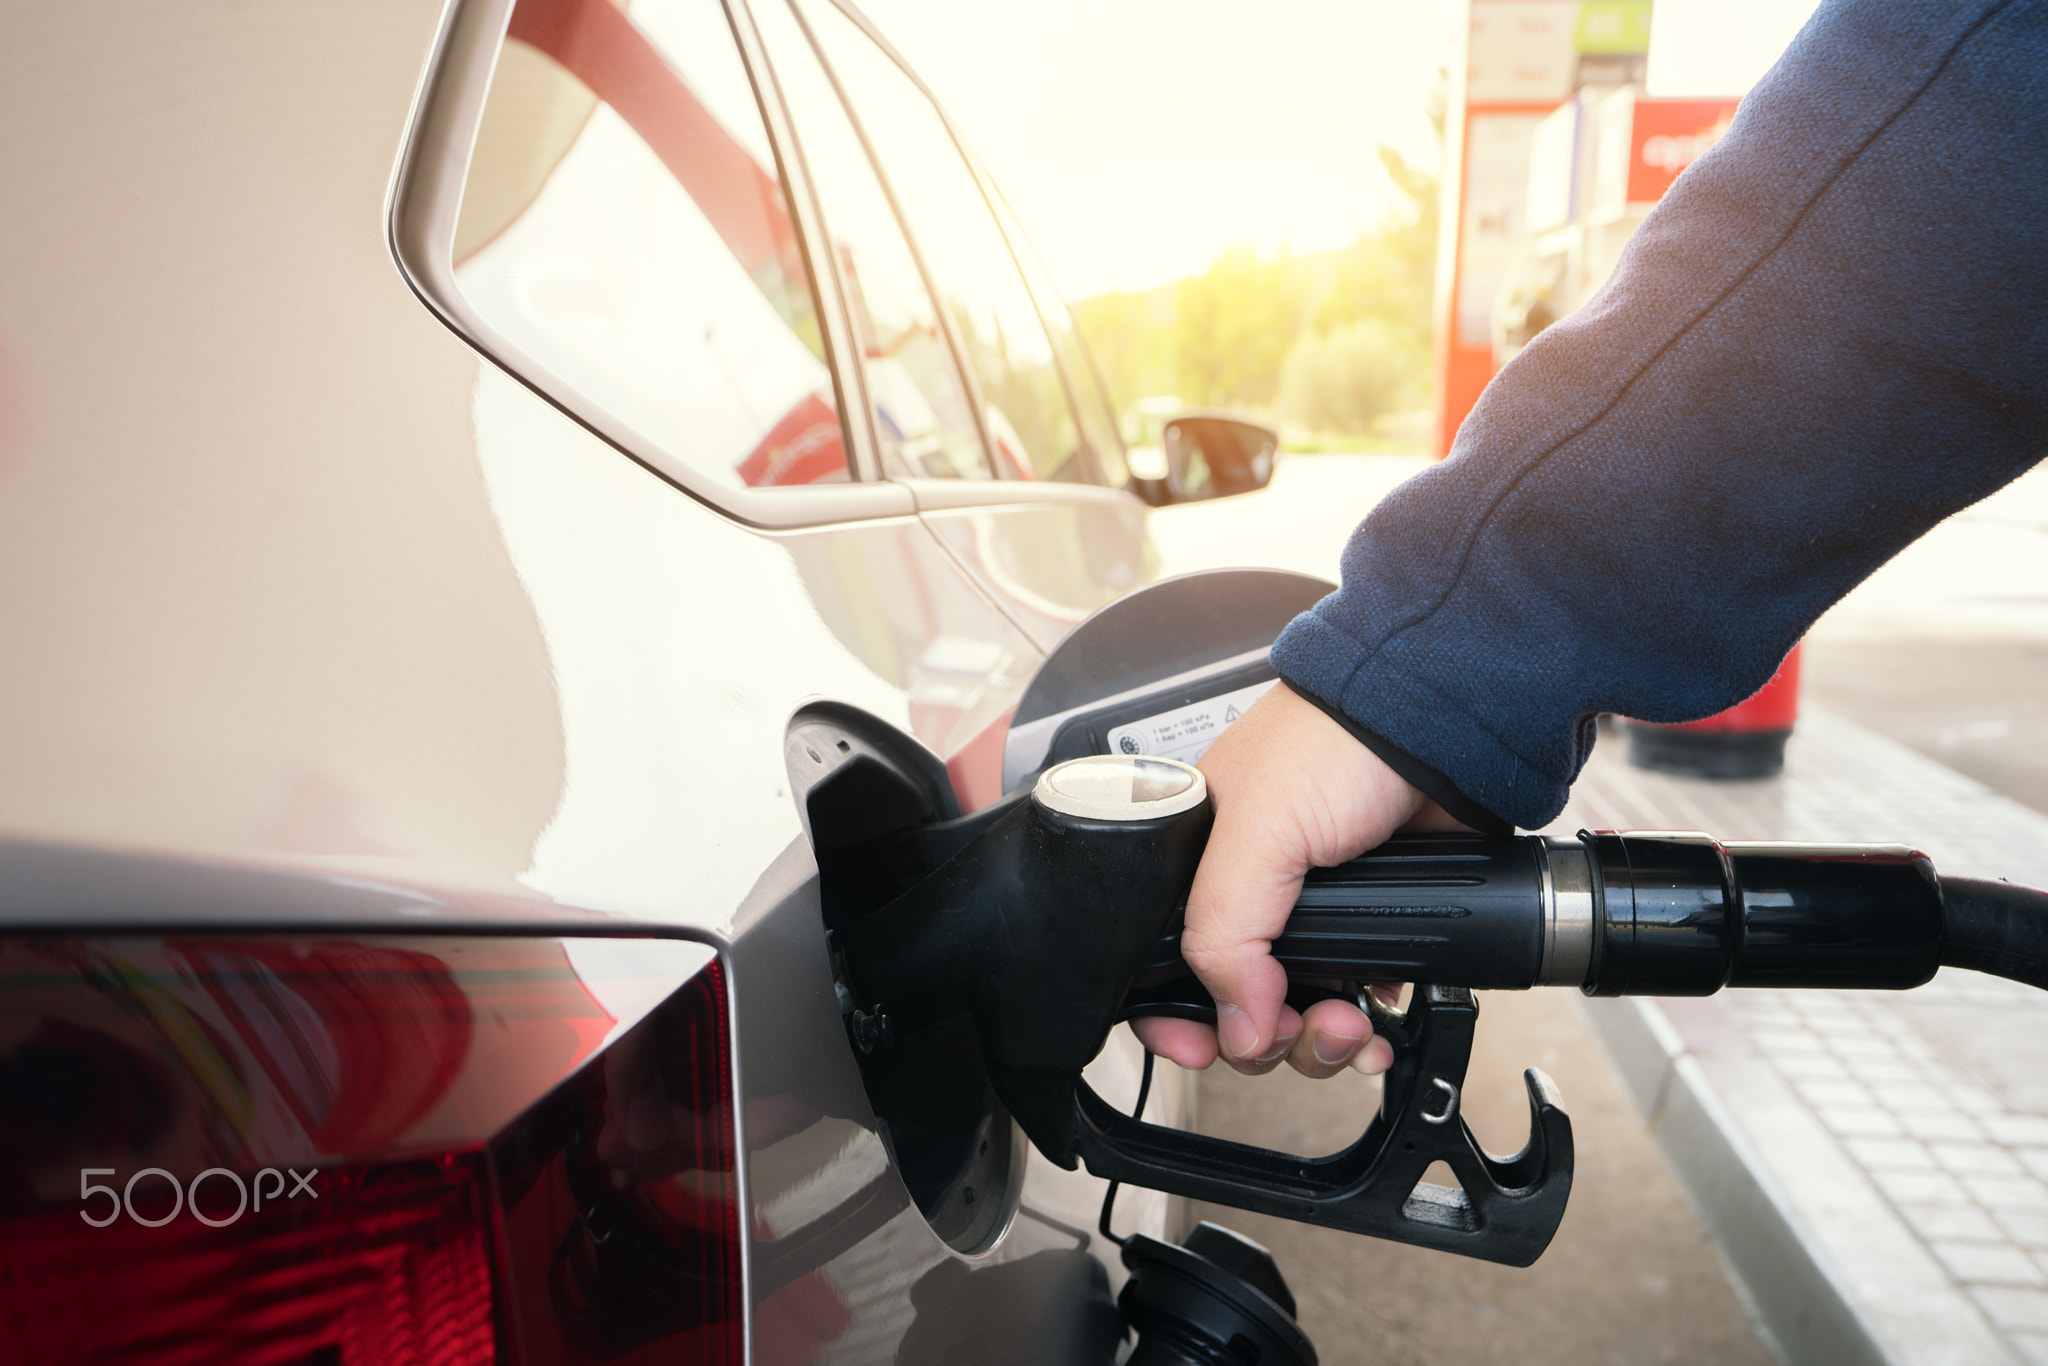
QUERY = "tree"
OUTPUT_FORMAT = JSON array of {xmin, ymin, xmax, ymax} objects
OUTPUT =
[
  {"xmin": 1074, "ymin": 72, "xmax": 1446, "ymax": 431},
  {"xmin": 1278, "ymin": 317, "xmax": 1414, "ymax": 433},
  {"xmin": 1074, "ymin": 286, "xmax": 1177, "ymax": 412},
  {"xmin": 1171, "ymin": 245, "xmax": 1308, "ymax": 408}
]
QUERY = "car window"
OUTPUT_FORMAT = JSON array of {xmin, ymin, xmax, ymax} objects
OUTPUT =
[
  {"xmin": 452, "ymin": 0, "xmax": 849, "ymax": 490},
  {"xmin": 982, "ymin": 179, "xmax": 1130, "ymax": 489},
  {"xmin": 750, "ymin": 0, "xmax": 990, "ymax": 481},
  {"xmin": 794, "ymin": 0, "xmax": 1095, "ymax": 486}
]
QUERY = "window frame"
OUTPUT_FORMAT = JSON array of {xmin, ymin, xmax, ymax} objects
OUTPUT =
[
  {"xmin": 750, "ymin": 0, "xmax": 993, "ymax": 484},
  {"xmin": 790, "ymin": 0, "xmax": 1144, "ymax": 511},
  {"xmin": 973, "ymin": 162, "xmax": 1135, "ymax": 485},
  {"xmin": 389, "ymin": 0, "xmax": 904, "ymax": 529},
  {"xmin": 773, "ymin": 0, "xmax": 1013, "ymax": 485}
]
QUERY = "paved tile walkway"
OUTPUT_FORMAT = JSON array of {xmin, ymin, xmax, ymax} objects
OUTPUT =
[{"xmin": 1555, "ymin": 708, "xmax": 2048, "ymax": 1365}]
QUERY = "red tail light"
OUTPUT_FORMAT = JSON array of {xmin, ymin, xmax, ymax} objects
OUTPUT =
[{"xmin": 0, "ymin": 935, "xmax": 741, "ymax": 1364}]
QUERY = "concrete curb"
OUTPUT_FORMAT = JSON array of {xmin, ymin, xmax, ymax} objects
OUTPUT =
[
  {"xmin": 1582, "ymin": 995, "xmax": 2018, "ymax": 1366},
  {"xmin": 1584, "ymin": 997, "xmax": 1888, "ymax": 1365}
]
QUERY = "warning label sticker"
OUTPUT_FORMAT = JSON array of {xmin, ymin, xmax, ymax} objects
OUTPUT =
[{"xmin": 1105, "ymin": 680, "xmax": 1277, "ymax": 767}]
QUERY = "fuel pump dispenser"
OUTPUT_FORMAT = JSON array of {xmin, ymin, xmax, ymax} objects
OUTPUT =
[{"xmin": 822, "ymin": 571, "xmax": 2048, "ymax": 1362}]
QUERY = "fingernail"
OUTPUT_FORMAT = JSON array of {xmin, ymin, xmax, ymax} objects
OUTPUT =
[
  {"xmin": 1351, "ymin": 1042, "xmax": 1390, "ymax": 1076},
  {"xmin": 1256, "ymin": 1035, "xmax": 1296, "ymax": 1065},
  {"xmin": 1217, "ymin": 1003, "xmax": 1258, "ymax": 1060},
  {"xmin": 1313, "ymin": 1031, "xmax": 1364, "ymax": 1066}
]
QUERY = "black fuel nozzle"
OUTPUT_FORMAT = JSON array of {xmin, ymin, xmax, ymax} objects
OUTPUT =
[
  {"xmin": 831, "ymin": 756, "xmax": 1214, "ymax": 1168},
  {"xmin": 832, "ymin": 754, "xmax": 1966, "ymax": 1266}
]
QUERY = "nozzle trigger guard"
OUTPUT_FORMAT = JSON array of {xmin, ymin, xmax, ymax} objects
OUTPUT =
[{"xmin": 1080, "ymin": 986, "xmax": 1573, "ymax": 1267}]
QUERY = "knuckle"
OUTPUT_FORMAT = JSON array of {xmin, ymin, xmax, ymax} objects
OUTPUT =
[{"xmin": 1179, "ymin": 938, "xmax": 1232, "ymax": 974}]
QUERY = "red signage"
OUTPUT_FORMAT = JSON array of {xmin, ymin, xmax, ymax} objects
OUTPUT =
[{"xmin": 1627, "ymin": 98, "xmax": 1739, "ymax": 203}]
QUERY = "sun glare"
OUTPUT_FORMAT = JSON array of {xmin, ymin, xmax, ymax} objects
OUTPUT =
[{"xmin": 857, "ymin": 0, "xmax": 1459, "ymax": 299}]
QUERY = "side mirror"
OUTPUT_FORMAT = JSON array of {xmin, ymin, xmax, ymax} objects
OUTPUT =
[
  {"xmin": 1125, "ymin": 443, "xmax": 1170, "ymax": 505},
  {"xmin": 1160, "ymin": 416, "xmax": 1277, "ymax": 504}
]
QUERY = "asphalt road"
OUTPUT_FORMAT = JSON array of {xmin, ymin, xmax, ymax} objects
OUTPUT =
[
  {"xmin": 1145, "ymin": 451, "xmax": 2048, "ymax": 1365},
  {"xmin": 1802, "ymin": 637, "xmax": 2048, "ymax": 816},
  {"xmin": 1800, "ymin": 461, "xmax": 2048, "ymax": 814}
]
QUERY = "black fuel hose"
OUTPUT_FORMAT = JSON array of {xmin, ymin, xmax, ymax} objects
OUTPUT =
[{"xmin": 1939, "ymin": 876, "xmax": 2048, "ymax": 991}]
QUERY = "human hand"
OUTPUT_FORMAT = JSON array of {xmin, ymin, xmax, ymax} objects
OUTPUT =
[{"xmin": 1129, "ymin": 682, "xmax": 1471, "ymax": 1078}]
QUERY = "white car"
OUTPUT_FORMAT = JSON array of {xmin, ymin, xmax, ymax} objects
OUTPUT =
[{"xmin": 0, "ymin": 0, "xmax": 1280, "ymax": 1361}]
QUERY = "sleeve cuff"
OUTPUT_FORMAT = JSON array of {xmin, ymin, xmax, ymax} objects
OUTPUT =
[{"xmin": 1286, "ymin": 685, "xmax": 1515, "ymax": 837}]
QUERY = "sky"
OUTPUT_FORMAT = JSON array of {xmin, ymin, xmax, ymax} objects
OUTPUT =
[
  {"xmin": 856, "ymin": 0, "xmax": 1461, "ymax": 300},
  {"xmin": 853, "ymin": 0, "xmax": 1825, "ymax": 303},
  {"xmin": 1646, "ymin": 0, "xmax": 1823, "ymax": 98}
]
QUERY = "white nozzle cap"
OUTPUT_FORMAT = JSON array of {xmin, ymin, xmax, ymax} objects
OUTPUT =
[{"xmin": 1032, "ymin": 755, "xmax": 1208, "ymax": 822}]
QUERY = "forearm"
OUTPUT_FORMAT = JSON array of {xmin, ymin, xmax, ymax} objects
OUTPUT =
[{"xmin": 1275, "ymin": 0, "xmax": 2048, "ymax": 829}]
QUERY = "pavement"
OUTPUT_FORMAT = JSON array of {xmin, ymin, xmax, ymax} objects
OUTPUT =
[
  {"xmin": 1801, "ymin": 455, "xmax": 2048, "ymax": 816},
  {"xmin": 1151, "ymin": 453, "xmax": 2048, "ymax": 1366},
  {"xmin": 1562, "ymin": 710, "xmax": 2048, "ymax": 1366}
]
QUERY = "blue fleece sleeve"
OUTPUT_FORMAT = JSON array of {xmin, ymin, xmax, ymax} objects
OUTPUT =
[{"xmin": 1272, "ymin": 0, "xmax": 2048, "ymax": 830}]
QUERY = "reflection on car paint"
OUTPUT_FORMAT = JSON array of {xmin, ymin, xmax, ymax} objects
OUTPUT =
[{"xmin": 924, "ymin": 499, "xmax": 1153, "ymax": 653}]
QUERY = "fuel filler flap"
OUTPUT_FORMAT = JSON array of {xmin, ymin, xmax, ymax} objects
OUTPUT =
[{"xmin": 1000, "ymin": 568, "xmax": 1333, "ymax": 789}]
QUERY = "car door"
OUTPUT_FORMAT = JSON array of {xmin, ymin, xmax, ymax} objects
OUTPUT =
[
  {"xmin": 389, "ymin": 0, "xmax": 1177, "ymax": 1356},
  {"xmin": 766, "ymin": 0, "xmax": 1156, "ymax": 656},
  {"xmin": 415, "ymin": 0, "xmax": 1049, "ymax": 822}
]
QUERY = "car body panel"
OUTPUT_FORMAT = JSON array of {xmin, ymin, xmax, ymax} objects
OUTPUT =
[
  {"xmin": 0, "ymin": 0, "xmax": 567, "ymax": 890},
  {"xmin": 0, "ymin": 0, "xmax": 1188, "ymax": 1358},
  {"xmin": 0, "ymin": 0, "xmax": 1056, "ymax": 906},
  {"xmin": 911, "ymin": 485, "xmax": 1154, "ymax": 654}
]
